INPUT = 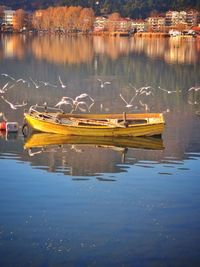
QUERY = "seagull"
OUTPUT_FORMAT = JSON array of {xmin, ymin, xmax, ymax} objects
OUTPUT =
[
  {"xmin": 15, "ymin": 78, "xmax": 30, "ymax": 87},
  {"xmin": 188, "ymin": 99, "xmax": 199, "ymax": 105},
  {"xmin": 162, "ymin": 108, "xmax": 170, "ymax": 114},
  {"xmin": 140, "ymin": 90, "xmax": 154, "ymax": 96},
  {"xmin": 14, "ymin": 101, "xmax": 28, "ymax": 108},
  {"xmin": 55, "ymin": 97, "xmax": 73, "ymax": 109},
  {"xmin": 55, "ymin": 94, "xmax": 94, "ymax": 111},
  {"xmin": 0, "ymin": 82, "xmax": 9, "ymax": 94},
  {"xmin": 75, "ymin": 93, "xmax": 94, "ymax": 103},
  {"xmin": 74, "ymin": 101, "xmax": 90, "ymax": 112},
  {"xmin": 88, "ymin": 102, "xmax": 94, "ymax": 112},
  {"xmin": 129, "ymin": 83, "xmax": 137, "ymax": 90},
  {"xmin": 97, "ymin": 79, "xmax": 111, "ymax": 88},
  {"xmin": 0, "ymin": 112, "xmax": 7, "ymax": 121},
  {"xmin": 158, "ymin": 86, "xmax": 181, "ymax": 94},
  {"xmin": 39, "ymin": 81, "xmax": 57, "ymax": 88},
  {"xmin": 29, "ymin": 77, "xmax": 40, "ymax": 88},
  {"xmin": 1, "ymin": 96, "xmax": 27, "ymax": 109},
  {"xmin": 1, "ymin": 73, "xmax": 15, "ymax": 81},
  {"xmin": 139, "ymin": 100, "xmax": 150, "ymax": 111},
  {"xmin": 119, "ymin": 94, "xmax": 136, "ymax": 108},
  {"xmin": 8, "ymin": 83, "xmax": 16, "ymax": 89},
  {"xmin": 188, "ymin": 86, "xmax": 200, "ymax": 92},
  {"xmin": 28, "ymin": 148, "xmax": 43, "ymax": 157},
  {"xmin": 58, "ymin": 76, "xmax": 66, "ymax": 88},
  {"xmin": 16, "ymin": 78, "xmax": 27, "ymax": 84},
  {"xmin": 138, "ymin": 86, "xmax": 155, "ymax": 94},
  {"xmin": 129, "ymin": 83, "xmax": 147, "ymax": 95},
  {"xmin": 1, "ymin": 96, "xmax": 17, "ymax": 109}
]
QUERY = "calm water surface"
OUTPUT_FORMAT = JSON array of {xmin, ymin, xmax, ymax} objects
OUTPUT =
[{"xmin": 0, "ymin": 34, "xmax": 200, "ymax": 267}]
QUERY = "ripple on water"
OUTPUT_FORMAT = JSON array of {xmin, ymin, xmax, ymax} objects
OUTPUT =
[{"xmin": 0, "ymin": 153, "xmax": 20, "ymax": 160}]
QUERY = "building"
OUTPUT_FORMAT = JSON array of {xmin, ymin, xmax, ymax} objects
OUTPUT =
[
  {"xmin": 93, "ymin": 16, "xmax": 108, "ymax": 32},
  {"xmin": 146, "ymin": 16, "xmax": 165, "ymax": 31},
  {"xmin": 186, "ymin": 10, "xmax": 200, "ymax": 27},
  {"xmin": 130, "ymin": 19, "xmax": 146, "ymax": 32},
  {"xmin": 165, "ymin": 11, "xmax": 187, "ymax": 26},
  {"xmin": 165, "ymin": 10, "xmax": 199, "ymax": 28},
  {"xmin": 3, "ymin": 9, "xmax": 15, "ymax": 25},
  {"xmin": 111, "ymin": 17, "xmax": 132, "ymax": 32}
]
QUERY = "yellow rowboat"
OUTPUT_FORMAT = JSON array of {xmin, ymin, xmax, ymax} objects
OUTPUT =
[
  {"xmin": 23, "ymin": 106, "xmax": 165, "ymax": 137},
  {"xmin": 24, "ymin": 132, "xmax": 164, "ymax": 151}
]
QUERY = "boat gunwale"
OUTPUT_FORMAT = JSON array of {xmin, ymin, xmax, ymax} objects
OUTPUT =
[
  {"xmin": 24, "ymin": 112, "xmax": 164, "ymax": 130},
  {"xmin": 23, "ymin": 109, "xmax": 165, "ymax": 137}
]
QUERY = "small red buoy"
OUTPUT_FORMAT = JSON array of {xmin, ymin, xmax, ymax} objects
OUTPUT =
[{"xmin": 0, "ymin": 121, "xmax": 6, "ymax": 130}]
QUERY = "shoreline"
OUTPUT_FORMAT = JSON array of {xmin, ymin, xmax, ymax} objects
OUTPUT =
[{"xmin": 0, "ymin": 30, "xmax": 199, "ymax": 39}]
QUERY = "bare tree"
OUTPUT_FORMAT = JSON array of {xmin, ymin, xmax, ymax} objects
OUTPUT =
[
  {"xmin": 13, "ymin": 9, "xmax": 27, "ymax": 31},
  {"xmin": 79, "ymin": 8, "xmax": 95, "ymax": 33}
]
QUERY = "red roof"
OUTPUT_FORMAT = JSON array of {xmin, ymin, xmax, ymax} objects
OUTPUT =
[{"xmin": 192, "ymin": 26, "xmax": 200, "ymax": 31}]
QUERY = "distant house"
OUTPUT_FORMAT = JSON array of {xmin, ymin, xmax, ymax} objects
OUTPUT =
[
  {"xmin": 93, "ymin": 16, "xmax": 108, "ymax": 32},
  {"xmin": 186, "ymin": 10, "xmax": 200, "ymax": 27},
  {"xmin": 116, "ymin": 17, "xmax": 132, "ymax": 32},
  {"xmin": 3, "ymin": 9, "xmax": 15, "ymax": 26},
  {"xmin": 165, "ymin": 11, "xmax": 187, "ymax": 26},
  {"xmin": 166, "ymin": 10, "xmax": 199, "ymax": 28},
  {"xmin": 130, "ymin": 19, "xmax": 146, "ymax": 32},
  {"xmin": 146, "ymin": 16, "xmax": 165, "ymax": 31}
]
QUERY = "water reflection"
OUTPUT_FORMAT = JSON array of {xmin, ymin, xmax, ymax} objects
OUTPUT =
[
  {"xmin": 1, "ymin": 125, "xmax": 200, "ymax": 178},
  {"xmin": 0, "ymin": 34, "xmax": 200, "ymax": 174},
  {"xmin": 1, "ymin": 34, "xmax": 200, "ymax": 64},
  {"xmin": 22, "ymin": 133, "xmax": 164, "ymax": 176},
  {"xmin": 0, "ymin": 33, "xmax": 200, "ymax": 267}
]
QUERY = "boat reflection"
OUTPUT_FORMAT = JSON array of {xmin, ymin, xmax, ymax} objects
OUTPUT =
[{"xmin": 23, "ymin": 133, "xmax": 164, "ymax": 176}]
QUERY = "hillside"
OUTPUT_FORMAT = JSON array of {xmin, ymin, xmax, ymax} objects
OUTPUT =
[{"xmin": 1, "ymin": 0, "xmax": 200, "ymax": 18}]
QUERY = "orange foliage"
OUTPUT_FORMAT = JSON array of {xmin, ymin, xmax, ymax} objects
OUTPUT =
[
  {"xmin": 13, "ymin": 9, "xmax": 27, "ymax": 31},
  {"xmin": 32, "ymin": 6, "xmax": 95, "ymax": 33}
]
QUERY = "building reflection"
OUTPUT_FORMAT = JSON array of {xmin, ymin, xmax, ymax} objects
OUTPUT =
[
  {"xmin": 1, "ymin": 34, "xmax": 26, "ymax": 59},
  {"xmin": 0, "ymin": 34, "xmax": 199, "ymax": 64}
]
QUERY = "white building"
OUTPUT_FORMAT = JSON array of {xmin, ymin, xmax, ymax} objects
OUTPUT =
[{"xmin": 3, "ymin": 10, "xmax": 15, "ymax": 25}]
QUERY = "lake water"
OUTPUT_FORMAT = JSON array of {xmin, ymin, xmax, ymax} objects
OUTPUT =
[{"xmin": 0, "ymin": 34, "xmax": 200, "ymax": 267}]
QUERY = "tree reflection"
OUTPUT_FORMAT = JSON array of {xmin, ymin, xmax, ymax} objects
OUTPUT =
[{"xmin": 0, "ymin": 35, "xmax": 199, "ymax": 65}]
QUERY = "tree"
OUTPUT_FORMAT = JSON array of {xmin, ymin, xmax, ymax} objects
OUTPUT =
[
  {"xmin": 13, "ymin": 9, "xmax": 27, "ymax": 31},
  {"xmin": 79, "ymin": 7, "xmax": 94, "ymax": 32},
  {"xmin": 32, "ymin": 10, "xmax": 44, "ymax": 30},
  {"xmin": 64, "ymin": 6, "xmax": 82, "ymax": 32},
  {"xmin": 0, "ymin": 6, "xmax": 4, "ymax": 24}
]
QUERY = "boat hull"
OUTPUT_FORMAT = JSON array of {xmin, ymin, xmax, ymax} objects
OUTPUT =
[{"xmin": 24, "ymin": 112, "xmax": 164, "ymax": 137}]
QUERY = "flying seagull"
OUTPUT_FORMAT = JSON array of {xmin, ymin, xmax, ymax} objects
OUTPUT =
[
  {"xmin": 119, "ymin": 93, "xmax": 136, "ymax": 108},
  {"xmin": 97, "ymin": 79, "xmax": 111, "ymax": 88}
]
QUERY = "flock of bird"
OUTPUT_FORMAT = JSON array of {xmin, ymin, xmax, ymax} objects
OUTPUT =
[
  {"xmin": 54, "ymin": 94, "xmax": 95, "ymax": 113},
  {"xmin": 0, "ymin": 72, "xmax": 200, "ymax": 116}
]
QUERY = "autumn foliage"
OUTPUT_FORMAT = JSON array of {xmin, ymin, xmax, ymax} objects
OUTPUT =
[{"xmin": 32, "ymin": 6, "xmax": 95, "ymax": 33}]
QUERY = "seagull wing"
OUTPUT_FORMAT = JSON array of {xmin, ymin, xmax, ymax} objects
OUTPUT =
[
  {"xmin": 75, "ymin": 93, "xmax": 88, "ymax": 101},
  {"xmin": 55, "ymin": 100, "xmax": 64, "ymax": 107},
  {"xmin": 2, "ymin": 82, "xmax": 9, "ymax": 92},
  {"xmin": 188, "ymin": 87, "xmax": 195, "ymax": 91},
  {"xmin": 119, "ymin": 94, "xmax": 128, "ymax": 105},
  {"xmin": 1, "ymin": 96, "xmax": 17, "ymax": 109},
  {"xmin": 129, "ymin": 94, "xmax": 137, "ymax": 104},
  {"xmin": 158, "ymin": 87, "xmax": 168, "ymax": 93}
]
